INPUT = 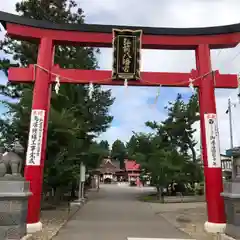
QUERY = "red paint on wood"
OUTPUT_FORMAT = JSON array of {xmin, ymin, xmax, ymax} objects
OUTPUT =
[
  {"xmin": 6, "ymin": 23, "xmax": 240, "ymax": 50},
  {"xmin": 8, "ymin": 67, "xmax": 238, "ymax": 88},
  {"xmin": 196, "ymin": 44, "xmax": 225, "ymax": 224}
]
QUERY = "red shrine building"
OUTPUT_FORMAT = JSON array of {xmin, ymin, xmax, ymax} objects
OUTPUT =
[
  {"xmin": 94, "ymin": 158, "xmax": 142, "ymax": 183},
  {"xmin": 124, "ymin": 160, "xmax": 141, "ymax": 183}
]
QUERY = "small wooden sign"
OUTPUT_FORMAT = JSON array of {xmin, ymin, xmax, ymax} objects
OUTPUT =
[{"xmin": 112, "ymin": 29, "xmax": 142, "ymax": 80}]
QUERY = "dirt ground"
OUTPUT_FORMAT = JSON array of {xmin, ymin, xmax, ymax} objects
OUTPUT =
[
  {"xmin": 149, "ymin": 201, "xmax": 225, "ymax": 240},
  {"xmin": 30, "ymin": 204, "xmax": 79, "ymax": 240}
]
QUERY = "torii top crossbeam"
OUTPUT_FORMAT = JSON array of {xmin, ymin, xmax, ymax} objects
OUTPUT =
[
  {"xmin": 0, "ymin": 11, "xmax": 239, "ymax": 88},
  {"xmin": 1, "ymin": 11, "xmax": 240, "ymax": 50}
]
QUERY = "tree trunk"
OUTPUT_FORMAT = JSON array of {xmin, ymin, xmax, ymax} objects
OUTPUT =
[
  {"xmin": 189, "ymin": 144, "xmax": 197, "ymax": 163},
  {"xmin": 47, "ymin": 188, "xmax": 55, "ymax": 203},
  {"xmin": 189, "ymin": 143, "xmax": 199, "ymax": 181},
  {"xmin": 156, "ymin": 186, "xmax": 164, "ymax": 203},
  {"xmin": 53, "ymin": 187, "xmax": 62, "ymax": 205},
  {"xmin": 71, "ymin": 180, "xmax": 77, "ymax": 199}
]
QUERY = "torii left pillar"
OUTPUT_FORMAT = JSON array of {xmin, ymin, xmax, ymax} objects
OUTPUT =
[{"xmin": 24, "ymin": 37, "xmax": 54, "ymax": 233}]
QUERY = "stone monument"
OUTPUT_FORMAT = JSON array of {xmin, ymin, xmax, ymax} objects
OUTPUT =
[
  {"xmin": 221, "ymin": 148, "xmax": 240, "ymax": 239},
  {"xmin": 0, "ymin": 144, "xmax": 32, "ymax": 239}
]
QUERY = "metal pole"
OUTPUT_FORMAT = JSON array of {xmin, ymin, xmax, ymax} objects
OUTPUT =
[
  {"xmin": 238, "ymin": 74, "xmax": 240, "ymax": 104},
  {"xmin": 228, "ymin": 98, "xmax": 234, "ymax": 149},
  {"xmin": 81, "ymin": 181, "xmax": 85, "ymax": 200},
  {"xmin": 78, "ymin": 162, "xmax": 82, "ymax": 200},
  {"xmin": 227, "ymin": 98, "xmax": 235, "ymax": 180}
]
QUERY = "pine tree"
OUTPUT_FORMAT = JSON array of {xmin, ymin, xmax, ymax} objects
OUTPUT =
[
  {"xmin": 111, "ymin": 139, "xmax": 126, "ymax": 169},
  {"xmin": 0, "ymin": 0, "xmax": 114, "ymax": 201}
]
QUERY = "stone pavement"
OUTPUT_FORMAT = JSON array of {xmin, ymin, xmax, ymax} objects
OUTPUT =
[{"xmin": 54, "ymin": 184, "xmax": 193, "ymax": 240}]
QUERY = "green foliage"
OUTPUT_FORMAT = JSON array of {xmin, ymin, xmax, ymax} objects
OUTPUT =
[
  {"xmin": 162, "ymin": 93, "xmax": 199, "ymax": 161},
  {"xmin": 0, "ymin": 0, "xmax": 114, "ymax": 199},
  {"xmin": 99, "ymin": 140, "xmax": 110, "ymax": 157},
  {"xmin": 126, "ymin": 93, "xmax": 203, "ymax": 192},
  {"xmin": 126, "ymin": 135, "xmax": 140, "ymax": 159},
  {"xmin": 111, "ymin": 139, "xmax": 127, "ymax": 168}
]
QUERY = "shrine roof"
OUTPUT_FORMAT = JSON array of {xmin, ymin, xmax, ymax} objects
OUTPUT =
[
  {"xmin": 0, "ymin": 11, "xmax": 240, "ymax": 36},
  {"xmin": 125, "ymin": 160, "xmax": 140, "ymax": 171},
  {"xmin": 98, "ymin": 158, "xmax": 123, "ymax": 172}
]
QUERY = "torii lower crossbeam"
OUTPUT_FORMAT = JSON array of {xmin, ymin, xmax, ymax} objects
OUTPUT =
[{"xmin": 8, "ymin": 65, "xmax": 238, "ymax": 88}]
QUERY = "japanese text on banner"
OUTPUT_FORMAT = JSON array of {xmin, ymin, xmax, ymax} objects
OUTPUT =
[
  {"xmin": 26, "ymin": 110, "xmax": 45, "ymax": 166},
  {"xmin": 204, "ymin": 113, "xmax": 221, "ymax": 168}
]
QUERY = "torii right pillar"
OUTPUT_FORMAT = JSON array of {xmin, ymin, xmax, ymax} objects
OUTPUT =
[{"xmin": 196, "ymin": 44, "xmax": 226, "ymax": 233}]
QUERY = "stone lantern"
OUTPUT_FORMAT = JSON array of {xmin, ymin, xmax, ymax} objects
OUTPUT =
[{"xmin": 221, "ymin": 148, "xmax": 240, "ymax": 238}]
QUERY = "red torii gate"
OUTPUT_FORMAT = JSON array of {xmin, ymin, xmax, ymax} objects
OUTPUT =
[{"xmin": 0, "ymin": 11, "xmax": 240, "ymax": 234}]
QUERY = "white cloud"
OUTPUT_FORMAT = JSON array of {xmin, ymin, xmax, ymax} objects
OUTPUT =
[
  {"xmin": 0, "ymin": 1, "xmax": 16, "ymax": 14},
  {"xmin": 97, "ymin": 86, "xmax": 167, "ymax": 144},
  {"xmin": 1, "ymin": 0, "xmax": 240, "ymax": 154}
]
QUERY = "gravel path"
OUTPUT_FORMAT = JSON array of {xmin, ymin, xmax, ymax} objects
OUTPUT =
[
  {"xmin": 53, "ymin": 184, "xmax": 192, "ymax": 240},
  {"xmin": 26, "ymin": 186, "xmax": 223, "ymax": 240}
]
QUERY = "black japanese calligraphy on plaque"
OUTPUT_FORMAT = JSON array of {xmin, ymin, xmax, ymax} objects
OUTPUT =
[
  {"xmin": 112, "ymin": 29, "xmax": 142, "ymax": 80},
  {"xmin": 28, "ymin": 116, "xmax": 39, "ymax": 164}
]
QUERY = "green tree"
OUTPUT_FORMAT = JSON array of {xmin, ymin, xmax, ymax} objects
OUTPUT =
[
  {"xmin": 127, "ymin": 132, "xmax": 186, "ymax": 202},
  {"xmin": 99, "ymin": 140, "xmax": 110, "ymax": 157},
  {"xmin": 85, "ymin": 141, "xmax": 111, "ymax": 170},
  {"xmin": 126, "ymin": 135, "xmax": 138, "ymax": 158},
  {"xmin": 146, "ymin": 94, "xmax": 199, "ymax": 163},
  {"xmin": 126, "ymin": 93, "xmax": 202, "ymax": 200},
  {"xmin": 162, "ymin": 93, "xmax": 199, "ymax": 161},
  {"xmin": 111, "ymin": 139, "xmax": 126, "ymax": 169},
  {"xmin": 162, "ymin": 93, "xmax": 201, "ymax": 181},
  {"xmin": 0, "ymin": 0, "xmax": 114, "ymax": 202}
]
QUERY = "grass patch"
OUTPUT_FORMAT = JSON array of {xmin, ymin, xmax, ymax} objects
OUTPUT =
[
  {"xmin": 139, "ymin": 193, "xmax": 205, "ymax": 203},
  {"xmin": 139, "ymin": 193, "xmax": 163, "ymax": 203}
]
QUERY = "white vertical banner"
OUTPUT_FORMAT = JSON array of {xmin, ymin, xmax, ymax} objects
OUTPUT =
[
  {"xmin": 80, "ymin": 162, "xmax": 86, "ymax": 182},
  {"xmin": 26, "ymin": 110, "xmax": 45, "ymax": 166},
  {"xmin": 204, "ymin": 113, "xmax": 221, "ymax": 168}
]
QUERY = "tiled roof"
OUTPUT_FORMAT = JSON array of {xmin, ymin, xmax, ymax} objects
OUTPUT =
[
  {"xmin": 124, "ymin": 160, "xmax": 140, "ymax": 171},
  {"xmin": 97, "ymin": 158, "xmax": 123, "ymax": 173}
]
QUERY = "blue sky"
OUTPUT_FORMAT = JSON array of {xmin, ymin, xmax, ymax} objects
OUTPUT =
[
  {"xmin": 0, "ymin": 70, "xmax": 11, "ymax": 115},
  {"xmin": 1, "ymin": 0, "xmax": 240, "ymax": 153}
]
